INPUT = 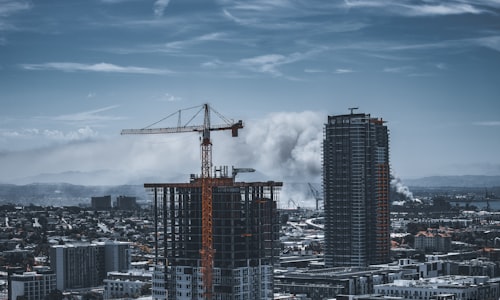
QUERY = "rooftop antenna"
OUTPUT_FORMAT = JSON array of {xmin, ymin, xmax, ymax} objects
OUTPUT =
[{"xmin": 349, "ymin": 107, "xmax": 359, "ymax": 114}]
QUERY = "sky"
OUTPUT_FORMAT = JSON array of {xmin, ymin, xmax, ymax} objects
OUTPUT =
[{"xmin": 1, "ymin": 0, "xmax": 500, "ymax": 191}]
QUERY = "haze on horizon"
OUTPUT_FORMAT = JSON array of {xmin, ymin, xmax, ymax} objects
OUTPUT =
[{"xmin": 1, "ymin": 0, "xmax": 500, "ymax": 187}]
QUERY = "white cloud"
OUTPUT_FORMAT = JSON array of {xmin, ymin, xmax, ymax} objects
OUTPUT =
[
  {"xmin": 239, "ymin": 54, "xmax": 287, "ymax": 76},
  {"xmin": 221, "ymin": 6, "xmax": 331, "ymax": 31},
  {"xmin": 436, "ymin": 63, "xmax": 447, "ymax": 70},
  {"xmin": 0, "ymin": 112, "xmax": 325, "ymax": 186},
  {"xmin": 474, "ymin": 36, "xmax": 500, "ymax": 52},
  {"xmin": 21, "ymin": 62, "xmax": 172, "ymax": 75},
  {"xmin": 0, "ymin": 0, "xmax": 31, "ymax": 42},
  {"xmin": 159, "ymin": 93, "xmax": 182, "ymax": 102},
  {"xmin": 238, "ymin": 50, "xmax": 320, "ymax": 78},
  {"xmin": 0, "ymin": 0, "xmax": 31, "ymax": 17},
  {"xmin": 343, "ymin": 0, "xmax": 485, "ymax": 16},
  {"xmin": 0, "ymin": 126, "xmax": 98, "ymax": 141},
  {"xmin": 53, "ymin": 105, "xmax": 123, "ymax": 122},
  {"xmin": 335, "ymin": 68, "xmax": 354, "ymax": 74},
  {"xmin": 164, "ymin": 32, "xmax": 226, "ymax": 50},
  {"xmin": 401, "ymin": 3, "xmax": 483, "ymax": 16},
  {"xmin": 154, "ymin": 0, "xmax": 171, "ymax": 17},
  {"xmin": 473, "ymin": 121, "xmax": 500, "ymax": 126},
  {"xmin": 99, "ymin": 0, "xmax": 137, "ymax": 3},
  {"xmin": 304, "ymin": 69, "xmax": 326, "ymax": 73},
  {"xmin": 383, "ymin": 66, "xmax": 413, "ymax": 73},
  {"xmin": 42, "ymin": 127, "xmax": 98, "ymax": 141},
  {"xmin": 217, "ymin": 111, "xmax": 324, "ymax": 181},
  {"xmin": 201, "ymin": 60, "xmax": 223, "ymax": 68}
]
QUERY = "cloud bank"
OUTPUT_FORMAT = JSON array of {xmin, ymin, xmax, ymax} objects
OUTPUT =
[
  {"xmin": 154, "ymin": 0, "xmax": 171, "ymax": 17},
  {"xmin": 21, "ymin": 62, "xmax": 172, "ymax": 75},
  {"xmin": 0, "ymin": 111, "xmax": 325, "ymax": 187}
]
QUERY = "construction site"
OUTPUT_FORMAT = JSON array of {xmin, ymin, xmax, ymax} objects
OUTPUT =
[{"xmin": 122, "ymin": 104, "xmax": 282, "ymax": 300}]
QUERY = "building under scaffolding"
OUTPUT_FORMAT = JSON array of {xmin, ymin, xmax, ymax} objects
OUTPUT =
[{"xmin": 148, "ymin": 168, "xmax": 282, "ymax": 300}]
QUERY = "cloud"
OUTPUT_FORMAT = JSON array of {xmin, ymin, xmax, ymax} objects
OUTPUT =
[
  {"xmin": 304, "ymin": 69, "xmax": 326, "ymax": 73},
  {"xmin": 0, "ymin": 111, "xmax": 325, "ymax": 186},
  {"xmin": 0, "ymin": 126, "xmax": 98, "ymax": 141},
  {"xmin": 0, "ymin": 0, "xmax": 31, "ymax": 39},
  {"xmin": 335, "ymin": 68, "xmax": 354, "ymax": 74},
  {"xmin": 221, "ymin": 4, "xmax": 367, "ymax": 32},
  {"xmin": 99, "ymin": 0, "xmax": 137, "ymax": 3},
  {"xmin": 0, "ymin": 0, "xmax": 31, "ymax": 17},
  {"xmin": 20, "ymin": 62, "xmax": 172, "ymax": 75},
  {"xmin": 436, "ymin": 63, "xmax": 447, "ymax": 70},
  {"xmin": 237, "ymin": 50, "xmax": 321, "ymax": 78},
  {"xmin": 164, "ymin": 32, "xmax": 226, "ymax": 50},
  {"xmin": 104, "ymin": 32, "xmax": 230, "ymax": 56},
  {"xmin": 53, "ymin": 105, "xmax": 124, "ymax": 122},
  {"xmin": 154, "ymin": 0, "xmax": 171, "ymax": 17},
  {"xmin": 473, "ymin": 121, "xmax": 500, "ymax": 126},
  {"xmin": 474, "ymin": 36, "xmax": 500, "ymax": 52},
  {"xmin": 42, "ymin": 127, "xmax": 98, "ymax": 141},
  {"xmin": 400, "ymin": 3, "xmax": 483, "ymax": 16},
  {"xmin": 383, "ymin": 66, "xmax": 414, "ymax": 73},
  {"xmin": 343, "ymin": 0, "xmax": 485, "ymax": 16},
  {"xmin": 159, "ymin": 93, "xmax": 182, "ymax": 102},
  {"xmin": 239, "ymin": 54, "xmax": 287, "ymax": 76},
  {"xmin": 216, "ymin": 111, "xmax": 324, "ymax": 181}
]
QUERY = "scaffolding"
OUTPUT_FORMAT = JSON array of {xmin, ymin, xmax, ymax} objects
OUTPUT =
[{"xmin": 147, "ymin": 173, "xmax": 282, "ymax": 300}]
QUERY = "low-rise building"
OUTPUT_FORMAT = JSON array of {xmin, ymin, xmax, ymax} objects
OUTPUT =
[
  {"xmin": 10, "ymin": 270, "xmax": 56, "ymax": 300},
  {"xmin": 414, "ymin": 230, "xmax": 451, "ymax": 253},
  {"xmin": 103, "ymin": 269, "xmax": 152, "ymax": 299},
  {"xmin": 50, "ymin": 241, "xmax": 131, "ymax": 291},
  {"xmin": 374, "ymin": 276, "xmax": 500, "ymax": 300}
]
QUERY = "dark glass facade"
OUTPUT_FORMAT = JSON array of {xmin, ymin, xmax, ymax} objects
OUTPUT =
[{"xmin": 323, "ymin": 113, "xmax": 390, "ymax": 267}]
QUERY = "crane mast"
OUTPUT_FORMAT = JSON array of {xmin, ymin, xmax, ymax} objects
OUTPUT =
[
  {"xmin": 200, "ymin": 104, "xmax": 214, "ymax": 300},
  {"xmin": 121, "ymin": 103, "xmax": 243, "ymax": 299}
]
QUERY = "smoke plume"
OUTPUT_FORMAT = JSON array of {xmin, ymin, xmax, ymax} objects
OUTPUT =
[{"xmin": 0, "ymin": 111, "xmax": 325, "ymax": 188}]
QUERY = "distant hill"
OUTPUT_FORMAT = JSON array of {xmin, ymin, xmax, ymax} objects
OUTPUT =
[
  {"xmin": 405, "ymin": 175, "xmax": 500, "ymax": 187},
  {"xmin": 0, "ymin": 183, "xmax": 148, "ymax": 207}
]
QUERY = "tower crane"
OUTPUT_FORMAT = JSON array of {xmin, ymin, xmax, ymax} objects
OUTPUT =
[
  {"xmin": 121, "ymin": 103, "xmax": 243, "ymax": 299},
  {"xmin": 308, "ymin": 182, "xmax": 323, "ymax": 211}
]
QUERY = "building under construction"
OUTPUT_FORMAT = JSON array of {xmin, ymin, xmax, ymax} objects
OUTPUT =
[
  {"xmin": 121, "ymin": 104, "xmax": 282, "ymax": 300},
  {"xmin": 147, "ymin": 169, "xmax": 281, "ymax": 300}
]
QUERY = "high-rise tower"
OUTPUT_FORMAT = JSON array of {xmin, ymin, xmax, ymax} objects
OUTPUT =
[{"xmin": 323, "ymin": 111, "xmax": 390, "ymax": 267}]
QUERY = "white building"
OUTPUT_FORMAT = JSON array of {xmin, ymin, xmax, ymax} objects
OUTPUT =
[
  {"xmin": 374, "ymin": 276, "xmax": 500, "ymax": 300},
  {"xmin": 152, "ymin": 265, "xmax": 167, "ymax": 300},
  {"xmin": 103, "ymin": 270, "xmax": 152, "ymax": 299},
  {"xmin": 10, "ymin": 271, "xmax": 56, "ymax": 300}
]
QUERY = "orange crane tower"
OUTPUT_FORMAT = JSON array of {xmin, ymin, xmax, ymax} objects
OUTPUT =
[{"xmin": 121, "ymin": 104, "xmax": 243, "ymax": 299}]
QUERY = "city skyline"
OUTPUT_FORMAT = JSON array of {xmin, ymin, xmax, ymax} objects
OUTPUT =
[{"xmin": 1, "ymin": 0, "xmax": 500, "ymax": 186}]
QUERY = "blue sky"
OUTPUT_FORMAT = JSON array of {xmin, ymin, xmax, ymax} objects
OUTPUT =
[{"xmin": 1, "ymin": 0, "xmax": 500, "ymax": 188}]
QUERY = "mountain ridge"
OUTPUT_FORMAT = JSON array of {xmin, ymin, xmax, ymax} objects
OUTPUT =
[{"xmin": 404, "ymin": 175, "xmax": 500, "ymax": 187}]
